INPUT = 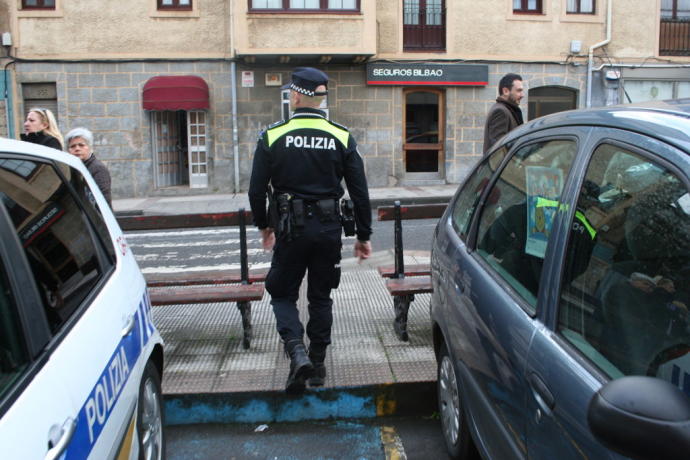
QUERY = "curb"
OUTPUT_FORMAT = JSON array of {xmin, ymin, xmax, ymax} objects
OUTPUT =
[
  {"xmin": 114, "ymin": 196, "xmax": 453, "ymax": 219},
  {"xmin": 164, "ymin": 381, "xmax": 436, "ymax": 426},
  {"xmin": 368, "ymin": 195, "xmax": 453, "ymax": 208}
]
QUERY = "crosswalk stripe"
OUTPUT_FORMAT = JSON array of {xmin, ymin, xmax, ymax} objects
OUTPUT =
[{"xmin": 129, "ymin": 238, "xmax": 263, "ymax": 249}]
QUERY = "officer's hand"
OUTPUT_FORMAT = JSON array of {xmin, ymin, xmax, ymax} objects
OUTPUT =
[
  {"xmin": 354, "ymin": 240, "xmax": 372, "ymax": 262},
  {"xmin": 261, "ymin": 228, "xmax": 275, "ymax": 252}
]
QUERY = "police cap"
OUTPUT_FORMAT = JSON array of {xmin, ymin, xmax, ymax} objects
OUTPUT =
[{"xmin": 289, "ymin": 67, "xmax": 328, "ymax": 97}]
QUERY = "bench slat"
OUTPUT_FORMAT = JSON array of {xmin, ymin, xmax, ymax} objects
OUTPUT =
[
  {"xmin": 148, "ymin": 284, "xmax": 264, "ymax": 306},
  {"xmin": 145, "ymin": 269, "xmax": 269, "ymax": 287},
  {"xmin": 385, "ymin": 276, "xmax": 433, "ymax": 296},
  {"xmin": 378, "ymin": 264, "xmax": 431, "ymax": 278}
]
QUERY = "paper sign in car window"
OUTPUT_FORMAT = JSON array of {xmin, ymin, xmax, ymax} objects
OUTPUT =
[{"xmin": 525, "ymin": 166, "xmax": 563, "ymax": 259}]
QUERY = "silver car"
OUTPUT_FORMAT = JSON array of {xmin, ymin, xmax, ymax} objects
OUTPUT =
[{"xmin": 431, "ymin": 100, "xmax": 690, "ymax": 460}]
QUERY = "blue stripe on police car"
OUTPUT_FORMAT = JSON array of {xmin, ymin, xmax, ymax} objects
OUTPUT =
[{"xmin": 62, "ymin": 294, "xmax": 154, "ymax": 459}]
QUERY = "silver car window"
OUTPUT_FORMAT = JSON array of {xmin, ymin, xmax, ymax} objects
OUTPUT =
[
  {"xmin": 451, "ymin": 147, "xmax": 507, "ymax": 241},
  {"xmin": 475, "ymin": 139, "xmax": 577, "ymax": 311},
  {"xmin": 558, "ymin": 143, "xmax": 690, "ymax": 394}
]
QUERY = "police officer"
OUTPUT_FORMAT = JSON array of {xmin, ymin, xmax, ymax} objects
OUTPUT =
[{"xmin": 248, "ymin": 67, "xmax": 373, "ymax": 395}]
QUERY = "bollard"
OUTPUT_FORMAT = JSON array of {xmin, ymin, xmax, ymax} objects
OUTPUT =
[
  {"xmin": 393, "ymin": 201, "xmax": 405, "ymax": 279},
  {"xmin": 239, "ymin": 208, "xmax": 249, "ymax": 284},
  {"xmin": 238, "ymin": 208, "xmax": 252, "ymax": 349}
]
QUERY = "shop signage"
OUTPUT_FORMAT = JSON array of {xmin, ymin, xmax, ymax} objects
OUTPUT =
[
  {"xmin": 20, "ymin": 203, "xmax": 64, "ymax": 247},
  {"xmin": 366, "ymin": 62, "xmax": 488, "ymax": 86}
]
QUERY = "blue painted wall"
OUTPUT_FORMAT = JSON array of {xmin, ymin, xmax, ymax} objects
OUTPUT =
[{"xmin": 1, "ymin": 69, "xmax": 15, "ymax": 138}]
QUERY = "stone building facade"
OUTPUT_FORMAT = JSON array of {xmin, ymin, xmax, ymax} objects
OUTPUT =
[{"xmin": 2, "ymin": 1, "xmax": 688, "ymax": 197}]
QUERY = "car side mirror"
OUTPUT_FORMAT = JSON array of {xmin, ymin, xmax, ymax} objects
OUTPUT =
[{"xmin": 588, "ymin": 376, "xmax": 690, "ymax": 460}]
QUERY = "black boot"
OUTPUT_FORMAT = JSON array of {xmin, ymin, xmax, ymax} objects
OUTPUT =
[
  {"xmin": 307, "ymin": 345, "xmax": 327, "ymax": 387},
  {"xmin": 285, "ymin": 339, "xmax": 314, "ymax": 395}
]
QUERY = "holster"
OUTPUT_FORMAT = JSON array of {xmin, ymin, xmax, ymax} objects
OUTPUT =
[
  {"xmin": 340, "ymin": 199, "xmax": 356, "ymax": 236},
  {"xmin": 316, "ymin": 199, "xmax": 338, "ymax": 223}
]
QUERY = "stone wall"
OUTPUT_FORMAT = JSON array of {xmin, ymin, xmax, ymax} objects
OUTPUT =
[
  {"xmin": 237, "ymin": 62, "xmax": 587, "ymax": 190},
  {"xmin": 15, "ymin": 61, "xmax": 237, "ymax": 198}
]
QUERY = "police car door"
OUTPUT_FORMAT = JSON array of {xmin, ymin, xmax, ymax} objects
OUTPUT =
[
  {"xmin": 0, "ymin": 153, "xmax": 141, "ymax": 459},
  {"xmin": 0, "ymin": 192, "xmax": 77, "ymax": 459}
]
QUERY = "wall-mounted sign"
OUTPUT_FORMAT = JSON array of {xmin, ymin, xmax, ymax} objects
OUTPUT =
[
  {"xmin": 265, "ymin": 72, "xmax": 283, "ymax": 87},
  {"xmin": 366, "ymin": 62, "xmax": 489, "ymax": 86},
  {"xmin": 242, "ymin": 71, "xmax": 254, "ymax": 88}
]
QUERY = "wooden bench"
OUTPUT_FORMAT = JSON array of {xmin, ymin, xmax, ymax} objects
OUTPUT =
[
  {"xmin": 377, "ymin": 201, "xmax": 437, "ymax": 342},
  {"xmin": 145, "ymin": 208, "xmax": 264, "ymax": 349}
]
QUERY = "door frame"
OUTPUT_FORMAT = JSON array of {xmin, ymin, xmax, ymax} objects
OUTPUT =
[{"xmin": 402, "ymin": 87, "xmax": 445, "ymax": 181}]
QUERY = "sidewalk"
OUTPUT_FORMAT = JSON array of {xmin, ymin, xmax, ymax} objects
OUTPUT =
[
  {"xmin": 124, "ymin": 185, "xmax": 454, "ymax": 424},
  {"xmin": 113, "ymin": 184, "xmax": 457, "ymax": 216}
]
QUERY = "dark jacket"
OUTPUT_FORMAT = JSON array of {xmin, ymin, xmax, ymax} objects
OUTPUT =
[
  {"xmin": 20, "ymin": 131, "xmax": 62, "ymax": 151},
  {"xmin": 84, "ymin": 154, "xmax": 112, "ymax": 206},
  {"xmin": 482, "ymin": 99, "xmax": 524, "ymax": 154},
  {"xmin": 248, "ymin": 107, "xmax": 372, "ymax": 241}
]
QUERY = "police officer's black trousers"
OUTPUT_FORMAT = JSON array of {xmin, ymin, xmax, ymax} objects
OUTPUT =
[{"xmin": 265, "ymin": 215, "xmax": 342, "ymax": 348}]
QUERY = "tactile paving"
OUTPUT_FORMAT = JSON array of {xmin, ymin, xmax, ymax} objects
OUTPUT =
[{"xmin": 153, "ymin": 255, "xmax": 436, "ymax": 394}]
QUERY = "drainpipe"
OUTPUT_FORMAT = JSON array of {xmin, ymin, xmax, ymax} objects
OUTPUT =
[
  {"xmin": 3, "ymin": 69, "xmax": 11, "ymax": 138},
  {"xmin": 229, "ymin": 0, "xmax": 240, "ymax": 194},
  {"xmin": 231, "ymin": 62, "xmax": 240, "ymax": 194},
  {"xmin": 586, "ymin": 0, "xmax": 613, "ymax": 108}
]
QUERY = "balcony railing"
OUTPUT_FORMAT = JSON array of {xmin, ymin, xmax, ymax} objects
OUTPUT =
[
  {"xmin": 403, "ymin": 8, "xmax": 446, "ymax": 51},
  {"xmin": 660, "ymin": 18, "xmax": 690, "ymax": 56}
]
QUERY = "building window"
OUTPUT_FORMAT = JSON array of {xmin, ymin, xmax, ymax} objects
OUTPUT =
[
  {"xmin": 660, "ymin": 1, "xmax": 690, "ymax": 55},
  {"xmin": 403, "ymin": 0, "xmax": 446, "ymax": 51},
  {"xmin": 22, "ymin": 83, "xmax": 58, "ymax": 124},
  {"xmin": 566, "ymin": 0, "xmax": 594, "ymax": 14},
  {"xmin": 249, "ymin": 0, "xmax": 359, "ymax": 11},
  {"xmin": 662, "ymin": 0, "xmax": 690, "ymax": 19},
  {"xmin": 513, "ymin": 0, "xmax": 542, "ymax": 14},
  {"xmin": 157, "ymin": 0, "xmax": 192, "ymax": 10},
  {"xmin": 21, "ymin": 0, "xmax": 55, "ymax": 9}
]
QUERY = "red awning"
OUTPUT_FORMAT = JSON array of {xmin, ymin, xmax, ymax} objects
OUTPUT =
[{"xmin": 142, "ymin": 76, "xmax": 209, "ymax": 110}]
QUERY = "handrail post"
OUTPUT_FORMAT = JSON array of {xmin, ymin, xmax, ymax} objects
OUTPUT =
[
  {"xmin": 239, "ymin": 208, "xmax": 249, "ymax": 284},
  {"xmin": 394, "ymin": 201, "xmax": 405, "ymax": 279}
]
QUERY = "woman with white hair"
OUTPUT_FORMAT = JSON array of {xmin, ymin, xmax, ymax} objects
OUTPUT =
[
  {"xmin": 21, "ymin": 107, "xmax": 64, "ymax": 150},
  {"xmin": 65, "ymin": 127, "xmax": 112, "ymax": 206}
]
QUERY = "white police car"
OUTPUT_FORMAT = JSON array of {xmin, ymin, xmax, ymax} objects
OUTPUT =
[{"xmin": 0, "ymin": 137, "xmax": 165, "ymax": 459}]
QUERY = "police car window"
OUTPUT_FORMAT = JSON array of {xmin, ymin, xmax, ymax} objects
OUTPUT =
[
  {"xmin": 475, "ymin": 139, "xmax": 577, "ymax": 312},
  {"xmin": 0, "ymin": 159, "xmax": 104, "ymax": 333},
  {"xmin": 68, "ymin": 166, "xmax": 116, "ymax": 263},
  {"xmin": 0, "ymin": 258, "xmax": 29, "ymax": 400},
  {"xmin": 558, "ymin": 143, "xmax": 690, "ymax": 396},
  {"xmin": 451, "ymin": 147, "xmax": 506, "ymax": 241}
]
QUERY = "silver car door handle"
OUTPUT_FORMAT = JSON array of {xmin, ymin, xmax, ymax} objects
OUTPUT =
[
  {"xmin": 529, "ymin": 372, "xmax": 555, "ymax": 415},
  {"xmin": 45, "ymin": 417, "xmax": 76, "ymax": 460},
  {"xmin": 121, "ymin": 314, "xmax": 136, "ymax": 337}
]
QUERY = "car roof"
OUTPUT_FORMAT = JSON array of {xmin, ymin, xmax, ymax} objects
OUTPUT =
[
  {"xmin": 506, "ymin": 97, "xmax": 690, "ymax": 154},
  {"xmin": 0, "ymin": 137, "xmax": 85, "ymax": 171}
]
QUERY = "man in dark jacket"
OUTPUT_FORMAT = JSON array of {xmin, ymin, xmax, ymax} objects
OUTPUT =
[
  {"xmin": 482, "ymin": 73, "xmax": 525, "ymax": 154},
  {"xmin": 249, "ymin": 67, "xmax": 372, "ymax": 395}
]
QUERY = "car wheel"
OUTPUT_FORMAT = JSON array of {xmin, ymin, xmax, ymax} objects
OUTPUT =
[
  {"xmin": 438, "ymin": 342, "xmax": 473, "ymax": 460},
  {"xmin": 138, "ymin": 361, "xmax": 165, "ymax": 460}
]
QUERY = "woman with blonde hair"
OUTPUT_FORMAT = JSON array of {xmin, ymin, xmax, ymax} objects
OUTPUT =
[{"xmin": 20, "ymin": 107, "xmax": 64, "ymax": 150}]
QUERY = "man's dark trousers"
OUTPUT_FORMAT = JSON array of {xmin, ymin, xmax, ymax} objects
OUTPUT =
[{"xmin": 265, "ymin": 212, "xmax": 342, "ymax": 347}]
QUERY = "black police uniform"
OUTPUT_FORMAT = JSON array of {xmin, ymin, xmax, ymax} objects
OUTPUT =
[{"xmin": 248, "ymin": 68, "xmax": 372, "ymax": 392}]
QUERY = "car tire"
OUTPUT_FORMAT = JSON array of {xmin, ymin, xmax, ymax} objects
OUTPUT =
[
  {"xmin": 138, "ymin": 361, "xmax": 166, "ymax": 460},
  {"xmin": 438, "ymin": 341, "xmax": 473, "ymax": 460}
]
